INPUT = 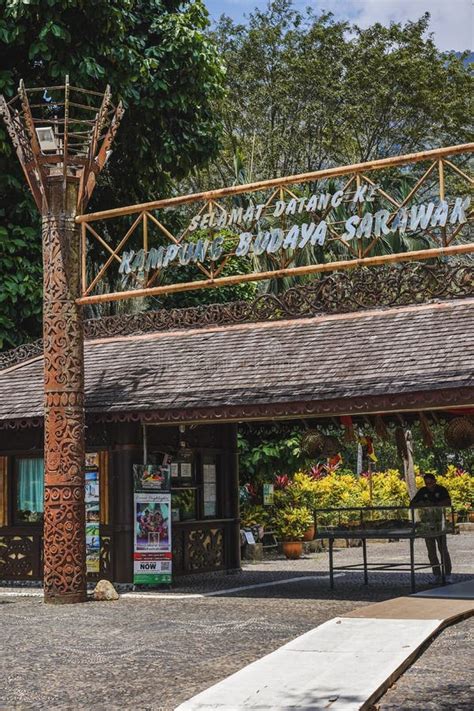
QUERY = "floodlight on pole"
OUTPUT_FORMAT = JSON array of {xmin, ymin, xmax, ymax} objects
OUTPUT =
[{"xmin": 0, "ymin": 78, "xmax": 123, "ymax": 603}]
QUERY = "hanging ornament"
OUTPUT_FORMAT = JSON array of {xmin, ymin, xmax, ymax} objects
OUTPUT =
[
  {"xmin": 340, "ymin": 415, "xmax": 355, "ymax": 443},
  {"xmin": 322, "ymin": 435, "xmax": 342, "ymax": 457},
  {"xmin": 444, "ymin": 417, "xmax": 474, "ymax": 450},
  {"xmin": 395, "ymin": 426, "xmax": 408, "ymax": 460},
  {"xmin": 419, "ymin": 412, "xmax": 434, "ymax": 448},
  {"xmin": 301, "ymin": 430, "xmax": 325, "ymax": 457},
  {"xmin": 358, "ymin": 435, "xmax": 378, "ymax": 462},
  {"xmin": 374, "ymin": 415, "xmax": 389, "ymax": 441}
]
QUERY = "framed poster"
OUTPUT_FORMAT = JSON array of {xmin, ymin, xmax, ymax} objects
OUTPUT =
[
  {"xmin": 134, "ymin": 493, "xmax": 171, "ymax": 552},
  {"xmin": 180, "ymin": 462, "xmax": 192, "ymax": 479},
  {"xmin": 203, "ymin": 463, "xmax": 217, "ymax": 517},
  {"xmin": 133, "ymin": 464, "xmax": 171, "ymax": 491},
  {"xmin": 85, "ymin": 452, "xmax": 99, "ymax": 469}
]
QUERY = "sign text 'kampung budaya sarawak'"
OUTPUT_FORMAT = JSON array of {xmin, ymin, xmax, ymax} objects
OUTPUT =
[{"xmin": 118, "ymin": 187, "xmax": 471, "ymax": 276}]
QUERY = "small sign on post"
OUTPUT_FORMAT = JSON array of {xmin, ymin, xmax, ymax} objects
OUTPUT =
[{"xmin": 263, "ymin": 483, "xmax": 274, "ymax": 506}]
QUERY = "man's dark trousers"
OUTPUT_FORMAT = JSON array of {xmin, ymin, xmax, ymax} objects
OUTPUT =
[{"xmin": 425, "ymin": 536, "xmax": 452, "ymax": 576}]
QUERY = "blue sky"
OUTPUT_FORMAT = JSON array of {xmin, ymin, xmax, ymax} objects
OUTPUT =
[{"xmin": 204, "ymin": 0, "xmax": 473, "ymax": 52}]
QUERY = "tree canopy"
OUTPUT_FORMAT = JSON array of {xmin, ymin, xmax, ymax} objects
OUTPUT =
[
  {"xmin": 0, "ymin": 0, "xmax": 225, "ymax": 349},
  {"xmin": 196, "ymin": 0, "xmax": 473, "ymax": 187},
  {"xmin": 1, "ymin": 0, "xmax": 473, "ymax": 348}
]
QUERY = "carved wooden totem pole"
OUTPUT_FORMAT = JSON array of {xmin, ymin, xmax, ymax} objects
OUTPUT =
[{"xmin": 0, "ymin": 79, "xmax": 123, "ymax": 603}]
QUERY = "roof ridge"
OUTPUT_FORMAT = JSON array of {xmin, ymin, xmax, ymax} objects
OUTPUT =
[{"xmin": 85, "ymin": 298, "xmax": 474, "ymax": 347}]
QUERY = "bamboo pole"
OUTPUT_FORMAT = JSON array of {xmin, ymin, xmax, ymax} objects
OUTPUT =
[
  {"xmin": 76, "ymin": 241, "xmax": 474, "ymax": 306},
  {"xmin": 83, "ymin": 212, "xmax": 143, "ymax": 296},
  {"xmin": 443, "ymin": 159, "xmax": 474, "ymax": 184},
  {"xmin": 76, "ymin": 143, "xmax": 474, "ymax": 224},
  {"xmin": 143, "ymin": 211, "xmax": 148, "ymax": 254},
  {"xmin": 439, "ymin": 159, "xmax": 446, "ymax": 247},
  {"xmin": 81, "ymin": 222, "xmax": 87, "ymax": 295}
]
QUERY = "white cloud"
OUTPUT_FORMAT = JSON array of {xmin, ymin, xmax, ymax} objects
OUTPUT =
[
  {"xmin": 207, "ymin": 1, "xmax": 473, "ymax": 52},
  {"xmin": 311, "ymin": 0, "xmax": 473, "ymax": 51}
]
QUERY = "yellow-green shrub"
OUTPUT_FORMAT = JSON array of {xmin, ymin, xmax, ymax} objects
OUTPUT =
[{"xmin": 306, "ymin": 467, "xmax": 473, "ymax": 513}]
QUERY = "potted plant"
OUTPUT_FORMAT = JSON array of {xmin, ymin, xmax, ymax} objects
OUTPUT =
[
  {"xmin": 278, "ymin": 473, "xmax": 318, "ymax": 540},
  {"xmin": 275, "ymin": 506, "xmax": 314, "ymax": 559}
]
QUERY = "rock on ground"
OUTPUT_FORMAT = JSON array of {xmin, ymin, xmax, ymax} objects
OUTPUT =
[{"xmin": 92, "ymin": 579, "xmax": 119, "ymax": 601}]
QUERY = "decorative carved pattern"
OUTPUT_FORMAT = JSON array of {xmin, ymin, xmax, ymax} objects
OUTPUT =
[
  {"xmin": 0, "ymin": 96, "xmax": 34, "ymax": 165},
  {"xmin": 79, "ymin": 262, "xmax": 474, "ymax": 338},
  {"xmin": 0, "ymin": 417, "xmax": 42, "ymax": 430},
  {"xmin": 172, "ymin": 530, "xmax": 185, "ymax": 574},
  {"xmin": 1, "ymin": 263, "xmax": 472, "ymax": 373},
  {"xmin": 43, "ymin": 486, "xmax": 86, "ymax": 595},
  {"xmin": 0, "ymin": 83, "xmax": 123, "ymax": 602},
  {"xmin": 42, "ymin": 210, "xmax": 87, "ymax": 602},
  {"xmin": 0, "ymin": 340, "xmax": 44, "ymax": 371},
  {"xmin": 186, "ymin": 528, "xmax": 224, "ymax": 571},
  {"xmin": 99, "ymin": 535, "xmax": 113, "ymax": 579},
  {"xmin": 94, "ymin": 386, "xmax": 474, "ymax": 427},
  {"xmin": 0, "ymin": 535, "xmax": 35, "ymax": 578}
]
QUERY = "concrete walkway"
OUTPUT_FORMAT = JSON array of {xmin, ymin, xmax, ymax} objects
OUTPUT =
[{"xmin": 175, "ymin": 580, "xmax": 474, "ymax": 711}]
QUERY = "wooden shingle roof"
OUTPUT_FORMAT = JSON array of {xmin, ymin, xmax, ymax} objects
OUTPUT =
[{"xmin": 0, "ymin": 299, "xmax": 473, "ymax": 425}]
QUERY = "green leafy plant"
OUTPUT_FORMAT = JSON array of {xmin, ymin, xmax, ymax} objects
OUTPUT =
[
  {"xmin": 240, "ymin": 504, "xmax": 271, "ymax": 528},
  {"xmin": 274, "ymin": 505, "xmax": 313, "ymax": 541}
]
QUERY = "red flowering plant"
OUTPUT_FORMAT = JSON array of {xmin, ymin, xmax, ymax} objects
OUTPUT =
[
  {"xmin": 245, "ymin": 482, "xmax": 258, "ymax": 501},
  {"xmin": 309, "ymin": 464, "xmax": 326, "ymax": 480},
  {"xmin": 274, "ymin": 474, "xmax": 290, "ymax": 490},
  {"xmin": 309, "ymin": 458, "xmax": 342, "ymax": 480}
]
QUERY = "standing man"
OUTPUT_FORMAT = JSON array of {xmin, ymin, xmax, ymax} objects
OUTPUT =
[{"xmin": 411, "ymin": 473, "xmax": 453, "ymax": 583}]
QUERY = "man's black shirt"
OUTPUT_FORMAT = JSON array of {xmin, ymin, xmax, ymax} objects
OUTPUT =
[{"xmin": 411, "ymin": 484, "xmax": 451, "ymax": 507}]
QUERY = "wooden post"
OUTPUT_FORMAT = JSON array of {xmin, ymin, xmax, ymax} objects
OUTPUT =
[
  {"xmin": 42, "ymin": 176, "xmax": 87, "ymax": 604},
  {"xmin": 368, "ymin": 460, "xmax": 373, "ymax": 505},
  {"xmin": 0, "ymin": 81, "xmax": 124, "ymax": 603},
  {"xmin": 403, "ymin": 430, "xmax": 417, "ymax": 500},
  {"xmin": 223, "ymin": 423, "xmax": 241, "ymax": 571}
]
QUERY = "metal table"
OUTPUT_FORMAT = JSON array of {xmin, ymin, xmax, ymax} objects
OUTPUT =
[{"xmin": 314, "ymin": 506, "xmax": 455, "ymax": 593}]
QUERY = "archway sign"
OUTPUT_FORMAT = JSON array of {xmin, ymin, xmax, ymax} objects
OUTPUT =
[
  {"xmin": 77, "ymin": 143, "xmax": 474, "ymax": 306},
  {"xmin": 1, "ymin": 78, "xmax": 473, "ymax": 605}
]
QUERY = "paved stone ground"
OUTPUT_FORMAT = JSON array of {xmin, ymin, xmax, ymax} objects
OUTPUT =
[
  {"xmin": 378, "ymin": 616, "xmax": 474, "ymax": 710},
  {"xmin": 0, "ymin": 534, "xmax": 472, "ymax": 711}
]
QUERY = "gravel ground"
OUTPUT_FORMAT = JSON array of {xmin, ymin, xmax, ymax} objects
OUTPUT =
[
  {"xmin": 378, "ymin": 617, "xmax": 474, "ymax": 710},
  {"xmin": 0, "ymin": 534, "xmax": 472, "ymax": 711}
]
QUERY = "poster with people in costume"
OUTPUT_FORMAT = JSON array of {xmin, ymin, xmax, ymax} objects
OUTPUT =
[
  {"xmin": 85, "ymin": 459, "xmax": 100, "ymax": 574},
  {"xmin": 133, "ymin": 463, "xmax": 172, "ymax": 585}
]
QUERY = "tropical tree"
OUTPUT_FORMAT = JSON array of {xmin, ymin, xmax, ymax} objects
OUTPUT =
[
  {"xmin": 205, "ymin": 0, "xmax": 473, "ymax": 184},
  {"xmin": 0, "ymin": 0, "xmax": 225, "ymax": 349},
  {"xmin": 182, "ymin": 2, "xmax": 473, "ymax": 294}
]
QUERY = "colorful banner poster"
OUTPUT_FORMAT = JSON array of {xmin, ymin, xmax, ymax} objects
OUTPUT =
[
  {"xmin": 133, "ymin": 464, "xmax": 171, "ymax": 491},
  {"xmin": 133, "ymin": 552, "xmax": 172, "ymax": 584},
  {"xmin": 133, "ymin": 490, "xmax": 172, "ymax": 584},
  {"xmin": 85, "ymin": 462, "xmax": 100, "ymax": 574}
]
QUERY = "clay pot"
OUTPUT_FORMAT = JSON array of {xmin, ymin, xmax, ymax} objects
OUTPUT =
[
  {"xmin": 282, "ymin": 541, "xmax": 303, "ymax": 559},
  {"xmin": 303, "ymin": 525, "xmax": 315, "ymax": 541}
]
